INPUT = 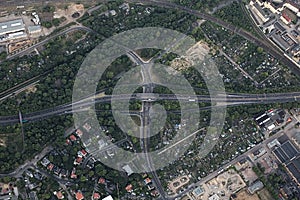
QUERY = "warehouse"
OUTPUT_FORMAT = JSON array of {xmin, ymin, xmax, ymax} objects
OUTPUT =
[
  {"xmin": 273, "ymin": 141, "xmax": 298, "ymax": 164},
  {"xmin": 272, "ymin": 139, "xmax": 300, "ymax": 186},
  {"xmin": 0, "ymin": 18, "xmax": 25, "ymax": 36},
  {"xmin": 286, "ymin": 157, "xmax": 300, "ymax": 185}
]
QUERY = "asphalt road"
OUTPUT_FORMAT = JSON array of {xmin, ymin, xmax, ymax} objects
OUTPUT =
[
  {"xmin": 5, "ymin": 25, "xmax": 93, "ymax": 61},
  {"xmin": 169, "ymin": 124, "xmax": 296, "ymax": 200},
  {"xmin": 128, "ymin": 50, "xmax": 168, "ymax": 199},
  {"xmin": 0, "ymin": 91, "xmax": 299, "ymax": 125},
  {"xmin": 0, "ymin": 0, "xmax": 89, "ymax": 7},
  {"xmin": 0, "ymin": 1, "xmax": 299, "ymax": 199},
  {"xmin": 0, "ymin": 145, "xmax": 53, "ymax": 178}
]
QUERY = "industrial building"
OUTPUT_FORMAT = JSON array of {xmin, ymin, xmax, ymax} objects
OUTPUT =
[
  {"xmin": 273, "ymin": 140, "xmax": 298, "ymax": 163},
  {"xmin": 286, "ymin": 157, "xmax": 300, "ymax": 186},
  {"xmin": 248, "ymin": 181, "xmax": 264, "ymax": 194},
  {"xmin": 27, "ymin": 25, "xmax": 42, "ymax": 35},
  {"xmin": 249, "ymin": 1, "xmax": 271, "ymax": 25},
  {"xmin": 292, "ymin": 133, "xmax": 300, "ymax": 148},
  {"xmin": 272, "ymin": 137, "xmax": 300, "ymax": 186},
  {"xmin": 0, "ymin": 18, "xmax": 26, "ymax": 41},
  {"xmin": 254, "ymin": 109, "xmax": 286, "ymax": 130}
]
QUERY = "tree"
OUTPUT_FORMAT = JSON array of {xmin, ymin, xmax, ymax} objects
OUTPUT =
[
  {"xmin": 88, "ymin": 170, "xmax": 95, "ymax": 178},
  {"xmin": 95, "ymin": 164, "xmax": 107, "ymax": 176},
  {"xmin": 0, "ymin": 51, "xmax": 7, "ymax": 60},
  {"xmin": 257, "ymin": 47, "xmax": 264, "ymax": 54},
  {"xmin": 80, "ymin": 175, "xmax": 87, "ymax": 182}
]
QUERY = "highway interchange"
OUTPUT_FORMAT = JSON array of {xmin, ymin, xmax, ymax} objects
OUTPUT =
[{"xmin": 0, "ymin": 0, "xmax": 300, "ymax": 199}]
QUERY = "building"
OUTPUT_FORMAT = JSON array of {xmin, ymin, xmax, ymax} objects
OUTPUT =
[
  {"xmin": 264, "ymin": 2, "xmax": 279, "ymax": 14},
  {"xmin": 254, "ymin": 111, "xmax": 274, "ymax": 130},
  {"xmin": 273, "ymin": 141, "xmax": 298, "ymax": 163},
  {"xmin": 248, "ymin": 181, "xmax": 264, "ymax": 194},
  {"xmin": 291, "ymin": 44, "xmax": 300, "ymax": 57},
  {"xmin": 54, "ymin": 191, "xmax": 64, "ymax": 199},
  {"xmin": 249, "ymin": 1, "xmax": 270, "ymax": 24},
  {"xmin": 41, "ymin": 157, "xmax": 50, "ymax": 167},
  {"xmin": 0, "ymin": 19, "xmax": 25, "ymax": 37},
  {"xmin": 270, "ymin": 32, "xmax": 293, "ymax": 51},
  {"xmin": 93, "ymin": 192, "xmax": 101, "ymax": 200},
  {"xmin": 74, "ymin": 157, "xmax": 83, "ymax": 165},
  {"xmin": 267, "ymin": 139, "xmax": 280, "ymax": 149},
  {"xmin": 286, "ymin": 156, "xmax": 300, "ymax": 186},
  {"xmin": 27, "ymin": 25, "xmax": 42, "ymax": 35},
  {"xmin": 7, "ymin": 31, "xmax": 27, "ymax": 40},
  {"xmin": 75, "ymin": 191, "xmax": 84, "ymax": 200},
  {"xmin": 29, "ymin": 191, "xmax": 38, "ymax": 200},
  {"xmin": 282, "ymin": 3, "xmax": 299, "ymax": 14},
  {"xmin": 71, "ymin": 168, "xmax": 77, "ymax": 179},
  {"xmin": 272, "ymin": 138, "xmax": 300, "ymax": 186},
  {"xmin": 125, "ymin": 184, "xmax": 133, "ymax": 193},
  {"xmin": 144, "ymin": 177, "xmax": 152, "ymax": 185},
  {"xmin": 292, "ymin": 133, "xmax": 300, "ymax": 148},
  {"xmin": 251, "ymin": 148, "xmax": 267, "ymax": 160},
  {"xmin": 31, "ymin": 12, "xmax": 40, "ymax": 25},
  {"xmin": 274, "ymin": 21, "xmax": 286, "ymax": 33},
  {"xmin": 150, "ymin": 190, "xmax": 159, "ymax": 197},
  {"xmin": 70, "ymin": 134, "xmax": 77, "ymax": 142},
  {"xmin": 98, "ymin": 177, "xmax": 105, "ymax": 184},
  {"xmin": 191, "ymin": 186, "xmax": 204, "ymax": 198},
  {"xmin": 102, "ymin": 195, "xmax": 113, "ymax": 200},
  {"xmin": 122, "ymin": 164, "xmax": 134, "ymax": 176},
  {"xmin": 76, "ymin": 129, "xmax": 83, "ymax": 137},
  {"xmin": 281, "ymin": 12, "xmax": 292, "ymax": 24},
  {"xmin": 208, "ymin": 194, "xmax": 220, "ymax": 200},
  {"xmin": 47, "ymin": 163, "xmax": 54, "ymax": 171}
]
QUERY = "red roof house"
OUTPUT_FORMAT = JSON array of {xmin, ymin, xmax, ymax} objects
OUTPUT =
[
  {"xmin": 98, "ymin": 177, "xmax": 106, "ymax": 184},
  {"xmin": 125, "ymin": 184, "xmax": 133, "ymax": 193},
  {"xmin": 75, "ymin": 191, "xmax": 84, "ymax": 200},
  {"xmin": 47, "ymin": 163, "xmax": 54, "ymax": 171},
  {"xmin": 93, "ymin": 192, "xmax": 101, "ymax": 200},
  {"xmin": 70, "ymin": 135, "xmax": 77, "ymax": 142}
]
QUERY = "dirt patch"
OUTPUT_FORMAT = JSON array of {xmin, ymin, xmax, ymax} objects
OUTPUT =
[
  {"xmin": 25, "ymin": 85, "xmax": 37, "ymax": 94},
  {"xmin": 257, "ymin": 188, "xmax": 273, "ymax": 200},
  {"xmin": 168, "ymin": 175, "xmax": 190, "ymax": 194},
  {"xmin": 240, "ymin": 167, "xmax": 258, "ymax": 184},
  {"xmin": 235, "ymin": 190, "xmax": 260, "ymax": 200},
  {"xmin": 54, "ymin": 3, "xmax": 84, "ymax": 20},
  {"xmin": 8, "ymin": 39, "xmax": 35, "ymax": 53},
  {"xmin": 202, "ymin": 169, "xmax": 247, "ymax": 199},
  {"xmin": 170, "ymin": 41, "xmax": 210, "ymax": 71}
]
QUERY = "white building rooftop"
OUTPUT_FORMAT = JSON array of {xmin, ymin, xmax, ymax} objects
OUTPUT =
[
  {"xmin": 122, "ymin": 164, "xmax": 134, "ymax": 176},
  {"xmin": 102, "ymin": 195, "xmax": 114, "ymax": 200},
  {"xmin": 0, "ymin": 19, "xmax": 25, "ymax": 36}
]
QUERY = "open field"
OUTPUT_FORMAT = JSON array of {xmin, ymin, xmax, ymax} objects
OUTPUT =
[
  {"xmin": 257, "ymin": 188, "xmax": 273, "ymax": 200},
  {"xmin": 235, "ymin": 190, "xmax": 260, "ymax": 200}
]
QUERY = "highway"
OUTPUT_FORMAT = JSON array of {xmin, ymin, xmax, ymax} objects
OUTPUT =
[
  {"xmin": 0, "ymin": 91, "xmax": 300, "ymax": 125},
  {"xmin": 0, "ymin": 0, "xmax": 298, "ymax": 126},
  {"xmin": 0, "ymin": 71, "xmax": 49, "ymax": 102}
]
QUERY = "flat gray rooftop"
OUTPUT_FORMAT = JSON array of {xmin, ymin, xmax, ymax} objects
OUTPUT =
[{"xmin": 0, "ymin": 18, "xmax": 25, "ymax": 35}]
